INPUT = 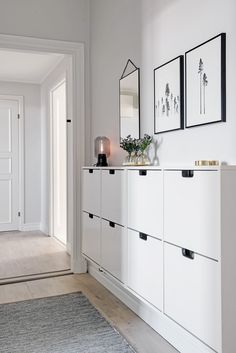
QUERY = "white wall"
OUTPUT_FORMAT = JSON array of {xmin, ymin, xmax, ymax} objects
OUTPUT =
[
  {"xmin": 0, "ymin": 81, "xmax": 41, "ymax": 225},
  {"xmin": 90, "ymin": 0, "xmax": 141, "ymax": 164},
  {"xmin": 0, "ymin": 0, "xmax": 89, "ymax": 43},
  {"xmin": 90, "ymin": 0, "xmax": 236, "ymax": 165}
]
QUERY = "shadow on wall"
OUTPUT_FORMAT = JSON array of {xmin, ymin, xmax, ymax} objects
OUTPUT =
[{"xmin": 141, "ymin": 0, "xmax": 179, "ymax": 18}]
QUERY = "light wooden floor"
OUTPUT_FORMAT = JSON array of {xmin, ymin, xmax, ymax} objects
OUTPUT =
[
  {"xmin": 0, "ymin": 231, "xmax": 70, "ymax": 280},
  {"xmin": 0, "ymin": 274, "xmax": 178, "ymax": 353}
]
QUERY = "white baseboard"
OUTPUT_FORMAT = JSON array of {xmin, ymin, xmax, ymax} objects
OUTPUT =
[
  {"xmin": 88, "ymin": 262, "xmax": 215, "ymax": 353},
  {"xmin": 72, "ymin": 256, "xmax": 87, "ymax": 274},
  {"xmin": 66, "ymin": 242, "xmax": 71, "ymax": 255},
  {"xmin": 19, "ymin": 223, "xmax": 40, "ymax": 231},
  {"xmin": 40, "ymin": 223, "xmax": 49, "ymax": 235}
]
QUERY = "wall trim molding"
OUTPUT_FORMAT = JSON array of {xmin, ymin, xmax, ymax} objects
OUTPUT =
[
  {"xmin": 66, "ymin": 242, "xmax": 72, "ymax": 255},
  {"xmin": 19, "ymin": 223, "xmax": 41, "ymax": 231},
  {"xmin": 88, "ymin": 262, "xmax": 215, "ymax": 353},
  {"xmin": 40, "ymin": 223, "xmax": 49, "ymax": 235},
  {"xmin": 0, "ymin": 33, "xmax": 86, "ymax": 273}
]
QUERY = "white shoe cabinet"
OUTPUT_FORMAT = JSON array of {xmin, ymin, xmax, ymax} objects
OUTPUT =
[{"xmin": 82, "ymin": 166, "xmax": 236, "ymax": 353}]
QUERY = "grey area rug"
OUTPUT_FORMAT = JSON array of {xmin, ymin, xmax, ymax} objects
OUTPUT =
[{"xmin": 0, "ymin": 292, "xmax": 135, "ymax": 353}]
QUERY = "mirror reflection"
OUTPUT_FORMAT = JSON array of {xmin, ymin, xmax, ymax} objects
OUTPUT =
[{"xmin": 120, "ymin": 60, "xmax": 140, "ymax": 139}]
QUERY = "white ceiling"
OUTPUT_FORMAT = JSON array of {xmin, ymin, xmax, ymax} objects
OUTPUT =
[{"xmin": 0, "ymin": 50, "xmax": 65, "ymax": 84}]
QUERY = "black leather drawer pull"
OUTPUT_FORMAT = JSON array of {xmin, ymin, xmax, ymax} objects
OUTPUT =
[
  {"xmin": 109, "ymin": 170, "xmax": 115, "ymax": 175},
  {"xmin": 139, "ymin": 232, "xmax": 147, "ymax": 241},
  {"xmin": 182, "ymin": 170, "xmax": 194, "ymax": 178},
  {"xmin": 89, "ymin": 169, "xmax": 93, "ymax": 174},
  {"xmin": 67, "ymin": 119, "xmax": 71, "ymax": 123},
  {"xmin": 109, "ymin": 221, "xmax": 115, "ymax": 228},
  {"xmin": 182, "ymin": 248, "xmax": 195, "ymax": 260},
  {"xmin": 89, "ymin": 213, "xmax": 93, "ymax": 219},
  {"xmin": 139, "ymin": 170, "xmax": 147, "ymax": 176}
]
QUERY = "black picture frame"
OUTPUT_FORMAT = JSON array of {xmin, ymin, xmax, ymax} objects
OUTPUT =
[
  {"xmin": 154, "ymin": 55, "xmax": 184, "ymax": 134},
  {"xmin": 185, "ymin": 33, "xmax": 226, "ymax": 128}
]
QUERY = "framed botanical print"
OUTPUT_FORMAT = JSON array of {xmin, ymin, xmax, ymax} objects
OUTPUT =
[
  {"xmin": 154, "ymin": 55, "xmax": 184, "ymax": 134},
  {"xmin": 185, "ymin": 33, "xmax": 226, "ymax": 128}
]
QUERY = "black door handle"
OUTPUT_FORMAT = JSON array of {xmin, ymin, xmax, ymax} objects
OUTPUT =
[
  {"xmin": 89, "ymin": 213, "xmax": 93, "ymax": 219},
  {"xmin": 139, "ymin": 170, "xmax": 147, "ymax": 176},
  {"xmin": 109, "ymin": 170, "xmax": 115, "ymax": 175},
  {"xmin": 89, "ymin": 169, "xmax": 93, "ymax": 174},
  {"xmin": 139, "ymin": 232, "xmax": 147, "ymax": 241},
  {"xmin": 182, "ymin": 248, "xmax": 195, "ymax": 260},
  {"xmin": 109, "ymin": 221, "xmax": 115, "ymax": 228},
  {"xmin": 182, "ymin": 170, "xmax": 194, "ymax": 178}
]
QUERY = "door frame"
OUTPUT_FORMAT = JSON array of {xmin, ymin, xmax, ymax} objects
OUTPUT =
[
  {"xmin": 0, "ymin": 95, "xmax": 24, "ymax": 231},
  {"xmin": 49, "ymin": 78, "xmax": 67, "ymax": 247},
  {"xmin": 0, "ymin": 33, "xmax": 86, "ymax": 273}
]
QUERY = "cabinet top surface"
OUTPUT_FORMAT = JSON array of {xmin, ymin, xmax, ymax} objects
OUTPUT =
[{"xmin": 83, "ymin": 165, "xmax": 236, "ymax": 171}]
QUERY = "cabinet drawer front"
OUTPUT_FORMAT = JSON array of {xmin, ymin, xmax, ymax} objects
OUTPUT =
[
  {"xmin": 82, "ymin": 212, "xmax": 101, "ymax": 264},
  {"xmin": 164, "ymin": 170, "xmax": 220, "ymax": 259},
  {"xmin": 128, "ymin": 229, "xmax": 163, "ymax": 310},
  {"xmin": 83, "ymin": 169, "xmax": 101, "ymax": 216},
  {"xmin": 101, "ymin": 170, "xmax": 125, "ymax": 225},
  {"xmin": 164, "ymin": 243, "xmax": 221, "ymax": 351},
  {"xmin": 128, "ymin": 170, "xmax": 163, "ymax": 239},
  {"xmin": 101, "ymin": 219, "xmax": 126, "ymax": 282}
]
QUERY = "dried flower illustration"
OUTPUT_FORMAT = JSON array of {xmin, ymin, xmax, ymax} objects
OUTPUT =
[
  {"xmin": 203, "ymin": 73, "xmax": 208, "ymax": 114},
  {"xmin": 198, "ymin": 58, "xmax": 208, "ymax": 115},
  {"xmin": 157, "ymin": 83, "xmax": 180, "ymax": 118},
  {"xmin": 166, "ymin": 98, "xmax": 170, "ymax": 117},
  {"xmin": 165, "ymin": 83, "xmax": 170, "ymax": 98},
  {"xmin": 170, "ymin": 93, "xmax": 173, "ymax": 114},
  {"xmin": 198, "ymin": 58, "xmax": 204, "ymax": 114}
]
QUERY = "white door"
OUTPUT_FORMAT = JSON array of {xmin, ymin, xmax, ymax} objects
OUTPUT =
[
  {"xmin": 82, "ymin": 212, "xmax": 101, "ymax": 265},
  {"xmin": 0, "ymin": 99, "xmax": 19, "ymax": 231},
  {"xmin": 51, "ymin": 81, "xmax": 67, "ymax": 245},
  {"xmin": 164, "ymin": 170, "xmax": 220, "ymax": 260},
  {"xmin": 101, "ymin": 169, "xmax": 126, "ymax": 226},
  {"xmin": 128, "ymin": 229, "xmax": 163, "ymax": 310},
  {"xmin": 164, "ymin": 242, "xmax": 221, "ymax": 351},
  {"xmin": 82, "ymin": 169, "xmax": 101, "ymax": 217},
  {"xmin": 128, "ymin": 169, "xmax": 163, "ymax": 239},
  {"xmin": 101, "ymin": 219, "xmax": 126, "ymax": 282}
]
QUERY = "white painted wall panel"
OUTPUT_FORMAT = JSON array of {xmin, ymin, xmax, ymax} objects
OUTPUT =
[{"xmin": 0, "ymin": 179, "xmax": 11, "ymax": 223}]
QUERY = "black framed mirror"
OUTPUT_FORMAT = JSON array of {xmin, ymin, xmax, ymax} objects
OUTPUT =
[{"xmin": 119, "ymin": 59, "xmax": 140, "ymax": 140}]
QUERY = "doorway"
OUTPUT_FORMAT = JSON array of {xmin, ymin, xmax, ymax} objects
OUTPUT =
[
  {"xmin": 0, "ymin": 51, "xmax": 72, "ymax": 281},
  {"xmin": 0, "ymin": 34, "xmax": 85, "ymax": 280},
  {"xmin": 50, "ymin": 80, "xmax": 67, "ymax": 246}
]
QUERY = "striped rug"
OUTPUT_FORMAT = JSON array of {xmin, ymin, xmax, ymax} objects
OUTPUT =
[{"xmin": 0, "ymin": 292, "xmax": 135, "ymax": 353}]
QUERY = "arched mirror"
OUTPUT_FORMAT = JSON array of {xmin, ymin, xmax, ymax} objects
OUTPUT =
[{"xmin": 119, "ymin": 59, "xmax": 140, "ymax": 139}]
